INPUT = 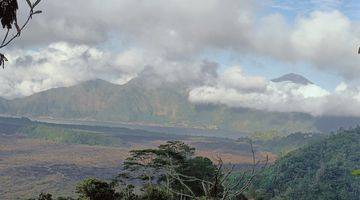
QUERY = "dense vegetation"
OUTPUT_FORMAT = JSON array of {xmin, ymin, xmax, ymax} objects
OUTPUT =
[
  {"xmin": 252, "ymin": 132, "xmax": 326, "ymax": 156},
  {"xmin": 250, "ymin": 128, "xmax": 360, "ymax": 200}
]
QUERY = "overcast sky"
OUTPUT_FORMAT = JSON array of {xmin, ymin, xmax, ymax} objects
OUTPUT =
[{"xmin": 1, "ymin": 0, "xmax": 360, "ymax": 116}]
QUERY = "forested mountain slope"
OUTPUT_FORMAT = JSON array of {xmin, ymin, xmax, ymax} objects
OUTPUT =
[{"xmin": 251, "ymin": 128, "xmax": 360, "ymax": 200}]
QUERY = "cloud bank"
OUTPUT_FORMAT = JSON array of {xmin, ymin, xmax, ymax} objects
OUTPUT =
[
  {"xmin": 189, "ymin": 66, "xmax": 360, "ymax": 117},
  {"xmin": 14, "ymin": 0, "xmax": 358, "ymax": 77}
]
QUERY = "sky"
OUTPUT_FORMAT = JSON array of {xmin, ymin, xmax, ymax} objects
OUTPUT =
[{"xmin": 0, "ymin": 0, "xmax": 360, "ymax": 117}]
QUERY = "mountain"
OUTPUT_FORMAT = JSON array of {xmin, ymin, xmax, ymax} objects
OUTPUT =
[
  {"xmin": 272, "ymin": 73, "xmax": 313, "ymax": 85},
  {"xmin": 0, "ymin": 77, "xmax": 359, "ymax": 136},
  {"xmin": 3, "ymin": 78, "xmax": 193, "ymax": 125},
  {"xmin": 0, "ymin": 78, "xmax": 319, "ymax": 135},
  {"xmin": 252, "ymin": 128, "xmax": 360, "ymax": 199}
]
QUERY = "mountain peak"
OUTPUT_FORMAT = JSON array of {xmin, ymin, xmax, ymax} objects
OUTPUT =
[{"xmin": 271, "ymin": 73, "xmax": 313, "ymax": 85}]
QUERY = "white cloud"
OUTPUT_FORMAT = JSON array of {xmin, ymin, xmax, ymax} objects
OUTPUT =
[
  {"xmin": 335, "ymin": 82, "xmax": 347, "ymax": 92},
  {"xmin": 219, "ymin": 67, "xmax": 267, "ymax": 92},
  {"xmin": 16, "ymin": 1, "xmax": 357, "ymax": 79},
  {"xmin": 0, "ymin": 42, "xmax": 146, "ymax": 98},
  {"xmin": 290, "ymin": 11, "xmax": 360, "ymax": 78},
  {"xmin": 189, "ymin": 66, "xmax": 360, "ymax": 117}
]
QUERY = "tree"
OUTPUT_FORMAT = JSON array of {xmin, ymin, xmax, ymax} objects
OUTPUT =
[
  {"xmin": 178, "ymin": 156, "xmax": 218, "ymax": 196},
  {"xmin": 76, "ymin": 178, "xmax": 119, "ymax": 200},
  {"xmin": 121, "ymin": 141, "xmax": 196, "ymax": 186},
  {"xmin": 118, "ymin": 141, "xmax": 268, "ymax": 200},
  {"xmin": 0, "ymin": 0, "xmax": 43, "ymax": 68},
  {"xmin": 120, "ymin": 141, "xmax": 210, "ymax": 196},
  {"xmin": 37, "ymin": 193, "xmax": 53, "ymax": 200}
]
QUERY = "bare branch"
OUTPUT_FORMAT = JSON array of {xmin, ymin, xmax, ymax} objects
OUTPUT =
[
  {"xmin": 1, "ymin": 28, "xmax": 9, "ymax": 46},
  {"xmin": 0, "ymin": 8, "xmax": 39, "ymax": 49},
  {"xmin": 166, "ymin": 170, "xmax": 196, "ymax": 198}
]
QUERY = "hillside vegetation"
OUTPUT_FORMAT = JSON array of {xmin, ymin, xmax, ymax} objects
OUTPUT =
[
  {"xmin": 251, "ymin": 128, "xmax": 360, "ymax": 200},
  {"xmin": 21, "ymin": 125, "xmax": 124, "ymax": 146},
  {"xmin": 0, "ymin": 79, "xmax": 318, "ymax": 134},
  {"xmin": 252, "ymin": 132, "xmax": 326, "ymax": 155}
]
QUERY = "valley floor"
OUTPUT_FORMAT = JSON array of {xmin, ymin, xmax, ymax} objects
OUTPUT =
[{"xmin": 0, "ymin": 132, "xmax": 273, "ymax": 199}]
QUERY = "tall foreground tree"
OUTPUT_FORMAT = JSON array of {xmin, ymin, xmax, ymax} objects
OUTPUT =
[
  {"xmin": 118, "ymin": 141, "xmax": 268, "ymax": 200},
  {"xmin": 0, "ymin": 0, "xmax": 42, "ymax": 68}
]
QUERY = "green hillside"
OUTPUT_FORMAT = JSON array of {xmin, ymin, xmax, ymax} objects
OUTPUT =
[
  {"xmin": 251, "ymin": 128, "xmax": 360, "ymax": 200},
  {"xmin": 6, "ymin": 79, "xmax": 197, "ymax": 125},
  {"xmin": 0, "ymin": 78, "xmax": 319, "ymax": 135},
  {"xmin": 248, "ymin": 132, "xmax": 327, "ymax": 156}
]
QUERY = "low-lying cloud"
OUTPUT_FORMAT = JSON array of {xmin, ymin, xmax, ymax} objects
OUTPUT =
[
  {"xmin": 0, "ymin": 43, "xmax": 145, "ymax": 98},
  {"xmin": 189, "ymin": 66, "xmax": 360, "ymax": 117},
  {"xmin": 0, "ymin": 42, "xmax": 220, "ymax": 98}
]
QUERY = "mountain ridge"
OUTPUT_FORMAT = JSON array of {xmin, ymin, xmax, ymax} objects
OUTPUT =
[{"xmin": 0, "ymin": 77, "xmax": 358, "ymax": 135}]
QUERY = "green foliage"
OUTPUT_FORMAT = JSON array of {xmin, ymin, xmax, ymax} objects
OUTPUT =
[
  {"xmin": 352, "ymin": 169, "xmax": 360, "ymax": 176},
  {"xmin": 76, "ymin": 178, "xmax": 119, "ymax": 200},
  {"xmin": 38, "ymin": 193, "xmax": 53, "ymax": 200},
  {"xmin": 117, "ymin": 185, "xmax": 139, "ymax": 200},
  {"xmin": 253, "ymin": 132, "xmax": 326, "ymax": 155},
  {"xmin": 178, "ymin": 156, "xmax": 218, "ymax": 196},
  {"xmin": 21, "ymin": 124, "xmax": 122, "ymax": 146},
  {"xmin": 123, "ymin": 141, "xmax": 196, "ymax": 177},
  {"xmin": 140, "ymin": 185, "xmax": 174, "ymax": 200},
  {"xmin": 122, "ymin": 141, "xmax": 230, "ymax": 198},
  {"xmin": 251, "ymin": 128, "xmax": 360, "ymax": 200}
]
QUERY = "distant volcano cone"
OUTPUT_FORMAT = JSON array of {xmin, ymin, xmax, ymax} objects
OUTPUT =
[{"xmin": 271, "ymin": 73, "xmax": 313, "ymax": 85}]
